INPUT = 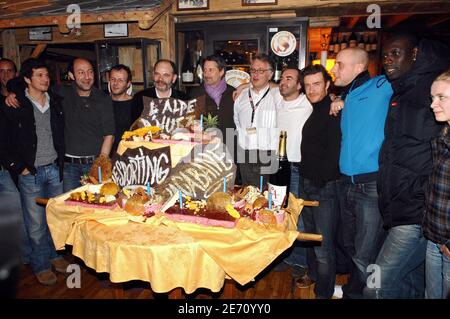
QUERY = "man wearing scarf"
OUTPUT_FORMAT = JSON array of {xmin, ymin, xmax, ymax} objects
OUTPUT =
[{"xmin": 190, "ymin": 55, "xmax": 236, "ymax": 153}]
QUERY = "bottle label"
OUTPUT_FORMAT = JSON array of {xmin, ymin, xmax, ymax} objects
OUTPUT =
[
  {"xmin": 268, "ymin": 183, "xmax": 287, "ymax": 208},
  {"xmin": 274, "ymin": 70, "xmax": 282, "ymax": 82},
  {"xmin": 182, "ymin": 71, "xmax": 193, "ymax": 83}
]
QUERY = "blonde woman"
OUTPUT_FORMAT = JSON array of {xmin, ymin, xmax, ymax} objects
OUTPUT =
[{"xmin": 423, "ymin": 70, "xmax": 450, "ymax": 299}]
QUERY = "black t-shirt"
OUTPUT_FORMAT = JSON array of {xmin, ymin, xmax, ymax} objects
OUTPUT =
[
  {"xmin": 111, "ymin": 99, "xmax": 134, "ymax": 156},
  {"xmin": 55, "ymin": 83, "xmax": 115, "ymax": 156}
]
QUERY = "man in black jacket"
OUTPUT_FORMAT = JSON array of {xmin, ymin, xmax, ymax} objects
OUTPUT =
[
  {"xmin": 132, "ymin": 59, "xmax": 188, "ymax": 118},
  {"xmin": 364, "ymin": 34, "xmax": 450, "ymax": 298},
  {"xmin": 6, "ymin": 58, "xmax": 68, "ymax": 286}
]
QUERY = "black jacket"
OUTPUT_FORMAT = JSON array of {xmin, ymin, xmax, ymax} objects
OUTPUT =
[
  {"xmin": 131, "ymin": 87, "xmax": 188, "ymax": 121},
  {"xmin": 5, "ymin": 89, "xmax": 65, "ymax": 180},
  {"xmin": 378, "ymin": 38, "xmax": 450, "ymax": 228}
]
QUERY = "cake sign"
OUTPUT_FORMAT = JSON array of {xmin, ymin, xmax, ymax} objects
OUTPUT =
[
  {"xmin": 134, "ymin": 97, "xmax": 202, "ymax": 135},
  {"xmin": 155, "ymin": 141, "xmax": 236, "ymax": 200},
  {"xmin": 111, "ymin": 146, "xmax": 171, "ymax": 187}
]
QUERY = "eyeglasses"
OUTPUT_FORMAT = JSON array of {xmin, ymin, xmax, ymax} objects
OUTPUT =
[{"xmin": 249, "ymin": 68, "xmax": 272, "ymax": 74}]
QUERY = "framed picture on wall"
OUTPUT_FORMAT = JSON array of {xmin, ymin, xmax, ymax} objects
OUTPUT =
[
  {"xmin": 242, "ymin": 0, "xmax": 278, "ymax": 6},
  {"xmin": 177, "ymin": 0, "xmax": 209, "ymax": 10}
]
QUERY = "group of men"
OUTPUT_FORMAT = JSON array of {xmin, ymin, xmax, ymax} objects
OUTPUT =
[{"xmin": 0, "ymin": 31, "xmax": 448, "ymax": 299}]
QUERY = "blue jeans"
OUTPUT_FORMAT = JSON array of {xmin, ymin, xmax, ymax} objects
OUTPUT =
[
  {"xmin": 63, "ymin": 162, "xmax": 92, "ymax": 192},
  {"xmin": 301, "ymin": 178, "xmax": 339, "ymax": 299},
  {"xmin": 283, "ymin": 164, "xmax": 307, "ymax": 269},
  {"xmin": 363, "ymin": 224, "xmax": 426, "ymax": 299},
  {"xmin": 19, "ymin": 164, "xmax": 63, "ymax": 274},
  {"xmin": 425, "ymin": 240, "xmax": 450, "ymax": 299},
  {"xmin": 338, "ymin": 179, "xmax": 386, "ymax": 299},
  {"xmin": 0, "ymin": 170, "xmax": 23, "ymax": 271}
]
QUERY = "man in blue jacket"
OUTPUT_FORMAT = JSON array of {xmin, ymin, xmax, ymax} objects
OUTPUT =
[{"xmin": 330, "ymin": 47, "xmax": 393, "ymax": 299}]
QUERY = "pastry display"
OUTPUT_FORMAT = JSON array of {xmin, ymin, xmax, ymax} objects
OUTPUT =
[
  {"xmin": 65, "ymin": 186, "xmax": 118, "ymax": 209},
  {"xmin": 121, "ymin": 126, "xmax": 162, "ymax": 142}
]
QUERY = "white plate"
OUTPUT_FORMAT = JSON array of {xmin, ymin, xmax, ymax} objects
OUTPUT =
[
  {"xmin": 271, "ymin": 31, "xmax": 297, "ymax": 57},
  {"xmin": 225, "ymin": 69, "xmax": 250, "ymax": 89}
]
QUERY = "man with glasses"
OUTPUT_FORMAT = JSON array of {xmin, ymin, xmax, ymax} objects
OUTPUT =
[{"xmin": 233, "ymin": 54, "xmax": 281, "ymax": 186}]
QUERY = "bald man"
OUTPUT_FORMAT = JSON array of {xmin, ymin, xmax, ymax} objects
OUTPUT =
[{"xmin": 330, "ymin": 48, "xmax": 393, "ymax": 299}]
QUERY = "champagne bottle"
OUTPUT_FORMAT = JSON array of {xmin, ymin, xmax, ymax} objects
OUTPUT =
[
  {"xmin": 181, "ymin": 44, "xmax": 194, "ymax": 84},
  {"xmin": 268, "ymin": 131, "xmax": 291, "ymax": 208},
  {"xmin": 340, "ymin": 34, "xmax": 348, "ymax": 50},
  {"xmin": 334, "ymin": 35, "xmax": 340, "ymax": 54},
  {"xmin": 364, "ymin": 34, "xmax": 372, "ymax": 52},
  {"xmin": 273, "ymin": 57, "xmax": 282, "ymax": 83}
]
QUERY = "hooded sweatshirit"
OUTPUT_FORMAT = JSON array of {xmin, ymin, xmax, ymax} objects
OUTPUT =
[{"xmin": 378, "ymin": 38, "xmax": 450, "ymax": 229}]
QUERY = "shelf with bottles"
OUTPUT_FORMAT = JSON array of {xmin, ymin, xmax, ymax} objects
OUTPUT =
[
  {"xmin": 326, "ymin": 31, "xmax": 379, "ymax": 58},
  {"xmin": 179, "ymin": 30, "xmax": 205, "ymax": 87}
]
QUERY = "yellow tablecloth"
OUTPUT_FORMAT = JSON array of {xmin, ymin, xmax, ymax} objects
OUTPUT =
[{"xmin": 46, "ymin": 186, "xmax": 300, "ymax": 294}]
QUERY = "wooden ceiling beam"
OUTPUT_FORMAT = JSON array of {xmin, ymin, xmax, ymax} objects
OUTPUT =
[
  {"xmin": 426, "ymin": 15, "xmax": 450, "ymax": 28},
  {"xmin": 296, "ymin": 1, "xmax": 450, "ymax": 18},
  {"xmin": 345, "ymin": 17, "xmax": 360, "ymax": 29},
  {"xmin": 384, "ymin": 14, "xmax": 412, "ymax": 28},
  {"xmin": 0, "ymin": 8, "xmax": 167, "ymax": 29}
]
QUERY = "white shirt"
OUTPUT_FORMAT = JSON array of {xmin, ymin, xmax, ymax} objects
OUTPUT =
[
  {"xmin": 233, "ymin": 84, "xmax": 281, "ymax": 150},
  {"xmin": 275, "ymin": 90, "xmax": 312, "ymax": 162},
  {"xmin": 25, "ymin": 89, "xmax": 50, "ymax": 113}
]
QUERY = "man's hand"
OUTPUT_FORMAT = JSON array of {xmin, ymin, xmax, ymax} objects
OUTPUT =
[
  {"xmin": 5, "ymin": 93, "xmax": 20, "ymax": 108},
  {"xmin": 330, "ymin": 96, "xmax": 345, "ymax": 117},
  {"xmin": 441, "ymin": 244, "xmax": 450, "ymax": 258},
  {"xmin": 232, "ymin": 82, "xmax": 250, "ymax": 101},
  {"xmin": 21, "ymin": 168, "xmax": 30, "ymax": 176}
]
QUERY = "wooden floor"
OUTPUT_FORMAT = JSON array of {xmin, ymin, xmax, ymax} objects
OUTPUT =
[{"xmin": 15, "ymin": 254, "xmax": 348, "ymax": 299}]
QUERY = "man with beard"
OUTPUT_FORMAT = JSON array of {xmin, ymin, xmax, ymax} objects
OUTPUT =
[
  {"xmin": 132, "ymin": 59, "xmax": 188, "ymax": 118},
  {"xmin": 108, "ymin": 64, "xmax": 136, "ymax": 155},
  {"xmin": 6, "ymin": 58, "xmax": 115, "ymax": 192},
  {"xmin": 364, "ymin": 33, "xmax": 449, "ymax": 299}
]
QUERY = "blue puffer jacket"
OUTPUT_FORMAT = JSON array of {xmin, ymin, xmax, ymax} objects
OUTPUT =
[{"xmin": 339, "ymin": 72, "xmax": 392, "ymax": 177}]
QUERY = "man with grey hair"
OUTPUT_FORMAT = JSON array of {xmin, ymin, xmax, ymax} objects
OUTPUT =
[
  {"xmin": 330, "ymin": 47, "xmax": 393, "ymax": 299},
  {"xmin": 233, "ymin": 54, "xmax": 280, "ymax": 187}
]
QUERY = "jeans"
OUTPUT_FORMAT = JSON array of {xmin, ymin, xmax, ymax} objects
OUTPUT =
[
  {"xmin": 0, "ymin": 170, "xmax": 23, "ymax": 276},
  {"xmin": 425, "ymin": 240, "xmax": 450, "ymax": 299},
  {"xmin": 283, "ymin": 164, "xmax": 308, "ymax": 269},
  {"xmin": 363, "ymin": 224, "xmax": 426, "ymax": 299},
  {"xmin": 338, "ymin": 179, "xmax": 386, "ymax": 299},
  {"xmin": 63, "ymin": 162, "xmax": 92, "ymax": 192},
  {"xmin": 301, "ymin": 178, "xmax": 339, "ymax": 298},
  {"xmin": 19, "ymin": 164, "xmax": 63, "ymax": 274}
]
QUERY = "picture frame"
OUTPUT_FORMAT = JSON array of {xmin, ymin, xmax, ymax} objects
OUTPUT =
[
  {"xmin": 104, "ymin": 23, "xmax": 128, "ymax": 38},
  {"xmin": 242, "ymin": 0, "xmax": 278, "ymax": 6},
  {"xmin": 28, "ymin": 27, "xmax": 52, "ymax": 41},
  {"xmin": 177, "ymin": 0, "xmax": 209, "ymax": 11}
]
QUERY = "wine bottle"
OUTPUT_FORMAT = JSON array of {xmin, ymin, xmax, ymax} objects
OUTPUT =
[
  {"xmin": 364, "ymin": 34, "xmax": 372, "ymax": 52},
  {"xmin": 195, "ymin": 50, "xmax": 203, "ymax": 84},
  {"xmin": 334, "ymin": 35, "xmax": 340, "ymax": 54},
  {"xmin": 370, "ymin": 34, "xmax": 378, "ymax": 52},
  {"xmin": 328, "ymin": 35, "xmax": 335, "ymax": 55},
  {"xmin": 348, "ymin": 32, "xmax": 357, "ymax": 48},
  {"xmin": 273, "ymin": 57, "xmax": 282, "ymax": 83},
  {"xmin": 340, "ymin": 34, "xmax": 348, "ymax": 50},
  {"xmin": 181, "ymin": 44, "xmax": 194, "ymax": 84},
  {"xmin": 357, "ymin": 33, "xmax": 365, "ymax": 49},
  {"xmin": 268, "ymin": 130, "xmax": 291, "ymax": 208}
]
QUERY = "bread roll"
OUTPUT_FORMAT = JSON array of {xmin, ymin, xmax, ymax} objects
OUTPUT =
[
  {"xmin": 100, "ymin": 182, "xmax": 120, "ymax": 196},
  {"xmin": 258, "ymin": 209, "xmax": 277, "ymax": 225},
  {"xmin": 253, "ymin": 196, "xmax": 268, "ymax": 210},
  {"xmin": 207, "ymin": 192, "xmax": 232, "ymax": 211},
  {"xmin": 124, "ymin": 194, "xmax": 146, "ymax": 216}
]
